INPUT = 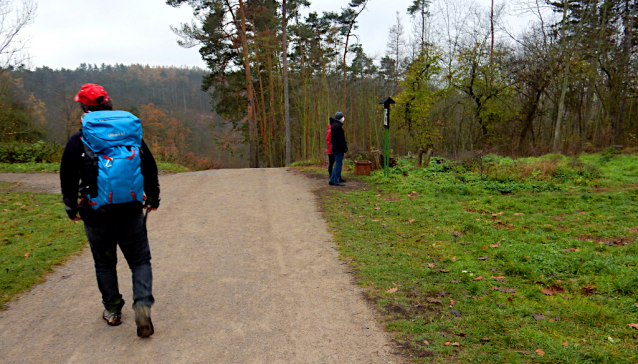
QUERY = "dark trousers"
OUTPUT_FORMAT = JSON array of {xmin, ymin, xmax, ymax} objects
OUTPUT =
[
  {"xmin": 328, "ymin": 154, "xmax": 335, "ymax": 177},
  {"xmin": 329, "ymin": 153, "xmax": 344, "ymax": 185},
  {"xmin": 84, "ymin": 210, "xmax": 154, "ymax": 312}
]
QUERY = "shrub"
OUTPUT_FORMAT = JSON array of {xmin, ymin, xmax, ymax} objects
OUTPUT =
[{"xmin": 0, "ymin": 141, "xmax": 63, "ymax": 163}]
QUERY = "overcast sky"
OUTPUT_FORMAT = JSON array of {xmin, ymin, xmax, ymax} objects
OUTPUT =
[{"xmin": 27, "ymin": 0, "xmax": 533, "ymax": 70}]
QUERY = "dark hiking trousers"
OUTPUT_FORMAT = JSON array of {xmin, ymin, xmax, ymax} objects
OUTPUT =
[
  {"xmin": 84, "ymin": 210, "xmax": 154, "ymax": 312},
  {"xmin": 328, "ymin": 154, "xmax": 335, "ymax": 177}
]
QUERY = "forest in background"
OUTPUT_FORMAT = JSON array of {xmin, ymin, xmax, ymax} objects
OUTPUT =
[
  {"xmin": 167, "ymin": 0, "xmax": 638, "ymax": 167},
  {"xmin": 0, "ymin": 64, "xmax": 248, "ymax": 169},
  {"xmin": 1, "ymin": 0, "xmax": 637, "ymax": 169}
]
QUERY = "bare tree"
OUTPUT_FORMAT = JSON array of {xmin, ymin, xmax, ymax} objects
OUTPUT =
[
  {"xmin": 386, "ymin": 11, "xmax": 407, "ymax": 95},
  {"xmin": 0, "ymin": 0, "xmax": 36, "ymax": 69}
]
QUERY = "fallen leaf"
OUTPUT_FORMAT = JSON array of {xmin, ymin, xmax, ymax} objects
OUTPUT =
[
  {"xmin": 507, "ymin": 296, "xmax": 513, "ymax": 301},
  {"xmin": 449, "ymin": 279, "xmax": 461, "ymax": 283},
  {"xmin": 386, "ymin": 287, "xmax": 398, "ymax": 293},
  {"xmin": 535, "ymin": 348, "xmax": 545, "ymax": 357},
  {"xmin": 563, "ymin": 341, "xmax": 568, "ymax": 347},
  {"xmin": 481, "ymin": 337, "xmax": 491, "ymax": 342},
  {"xmin": 514, "ymin": 213, "xmax": 525, "ymax": 216},
  {"xmin": 481, "ymin": 245, "xmax": 487, "ymax": 250},
  {"xmin": 451, "ymin": 342, "xmax": 460, "ymax": 346},
  {"xmin": 582, "ymin": 285, "xmax": 597, "ymax": 295},
  {"xmin": 478, "ymin": 256, "xmax": 489, "ymax": 261},
  {"xmin": 427, "ymin": 263, "xmax": 436, "ymax": 268},
  {"xmin": 491, "ymin": 242, "xmax": 501, "ymax": 248},
  {"xmin": 444, "ymin": 341, "xmax": 451, "ymax": 346},
  {"xmin": 408, "ymin": 191, "xmax": 419, "ymax": 197},
  {"xmin": 423, "ymin": 340, "xmax": 430, "ymax": 345},
  {"xmin": 533, "ymin": 313, "xmax": 547, "ymax": 320},
  {"xmin": 440, "ymin": 269, "xmax": 450, "ymax": 273},
  {"xmin": 473, "ymin": 276, "xmax": 484, "ymax": 281},
  {"xmin": 560, "ymin": 247, "xmax": 581, "ymax": 252},
  {"xmin": 492, "ymin": 276, "xmax": 506, "ymax": 282},
  {"xmin": 24, "ymin": 252, "xmax": 30, "ymax": 258},
  {"xmin": 541, "ymin": 288, "xmax": 555, "ymax": 296},
  {"xmin": 627, "ymin": 323, "xmax": 638, "ymax": 330},
  {"xmin": 426, "ymin": 297, "xmax": 442, "ymax": 303},
  {"xmin": 452, "ymin": 256, "xmax": 457, "ymax": 261},
  {"xmin": 451, "ymin": 309, "xmax": 462, "ymax": 317},
  {"xmin": 374, "ymin": 207, "xmax": 381, "ymax": 210},
  {"xmin": 449, "ymin": 299, "xmax": 455, "ymax": 306}
]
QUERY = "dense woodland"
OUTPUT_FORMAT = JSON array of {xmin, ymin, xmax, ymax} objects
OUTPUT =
[
  {"xmin": 1, "ymin": 0, "xmax": 637, "ymax": 169},
  {"xmin": 167, "ymin": 0, "xmax": 638, "ymax": 167}
]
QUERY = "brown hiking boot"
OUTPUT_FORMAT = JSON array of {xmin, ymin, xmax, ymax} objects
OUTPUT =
[
  {"xmin": 102, "ymin": 310, "xmax": 122, "ymax": 326},
  {"xmin": 134, "ymin": 305, "xmax": 154, "ymax": 338}
]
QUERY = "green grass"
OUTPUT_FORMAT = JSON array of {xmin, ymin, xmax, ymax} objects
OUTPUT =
[
  {"xmin": 0, "ymin": 163, "xmax": 60, "ymax": 173},
  {"xmin": 289, "ymin": 157, "xmax": 322, "ymax": 167},
  {"xmin": 0, "ymin": 192, "xmax": 86, "ymax": 308},
  {"xmin": 322, "ymin": 152, "xmax": 638, "ymax": 363},
  {"xmin": 156, "ymin": 162, "xmax": 190, "ymax": 173},
  {"xmin": 0, "ymin": 162, "xmax": 189, "ymax": 174}
]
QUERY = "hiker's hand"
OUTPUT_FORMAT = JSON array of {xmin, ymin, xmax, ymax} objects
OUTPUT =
[
  {"xmin": 70, "ymin": 216, "xmax": 82, "ymax": 222},
  {"xmin": 147, "ymin": 207, "xmax": 157, "ymax": 213}
]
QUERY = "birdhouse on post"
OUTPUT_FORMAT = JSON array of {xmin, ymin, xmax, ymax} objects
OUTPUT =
[{"xmin": 379, "ymin": 97, "xmax": 395, "ymax": 176}]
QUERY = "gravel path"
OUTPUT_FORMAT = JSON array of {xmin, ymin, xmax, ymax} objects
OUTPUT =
[{"xmin": 0, "ymin": 169, "xmax": 401, "ymax": 364}]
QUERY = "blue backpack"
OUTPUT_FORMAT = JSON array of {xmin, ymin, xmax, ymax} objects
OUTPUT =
[{"xmin": 81, "ymin": 110, "xmax": 145, "ymax": 210}]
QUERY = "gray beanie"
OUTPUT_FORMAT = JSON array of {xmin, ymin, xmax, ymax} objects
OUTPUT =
[{"xmin": 334, "ymin": 111, "xmax": 344, "ymax": 121}]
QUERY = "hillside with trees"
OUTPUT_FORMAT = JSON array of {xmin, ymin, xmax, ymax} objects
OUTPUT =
[{"xmin": 1, "ymin": 64, "xmax": 248, "ymax": 168}]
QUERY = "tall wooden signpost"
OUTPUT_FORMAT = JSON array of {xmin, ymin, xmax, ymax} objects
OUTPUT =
[{"xmin": 379, "ymin": 97, "xmax": 395, "ymax": 177}]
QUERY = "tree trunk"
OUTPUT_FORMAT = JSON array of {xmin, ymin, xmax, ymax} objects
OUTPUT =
[
  {"xmin": 238, "ymin": 0, "xmax": 259, "ymax": 168},
  {"xmin": 423, "ymin": 148, "xmax": 433, "ymax": 168},
  {"xmin": 267, "ymin": 50, "xmax": 277, "ymax": 167},
  {"xmin": 553, "ymin": 0, "xmax": 570, "ymax": 154},
  {"xmin": 342, "ymin": 25, "xmax": 352, "ymax": 114},
  {"xmin": 282, "ymin": 0, "xmax": 291, "ymax": 165},
  {"xmin": 416, "ymin": 148, "xmax": 424, "ymax": 167}
]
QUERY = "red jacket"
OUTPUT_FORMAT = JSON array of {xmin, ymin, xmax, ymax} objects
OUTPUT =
[{"xmin": 326, "ymin": 124, "xmax": 332, "ymax": 155}]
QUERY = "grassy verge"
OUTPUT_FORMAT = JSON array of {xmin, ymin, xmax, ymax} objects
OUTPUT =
[
  {"xmin": 322, "ymin": 151, "xmax": 638, "ymax": 363},
  {"xmin": 0, "ymin": 163, "xmax": 60, "ymax": 173},
  {"xmin": 0, "ymin": 162, "xmax": 190, "ymax": 174},
  {"xmin": 156, "ymin": 162, "xmax": 190, "ymax": 173},
  {"xmin": 0, "ymin": 191, "xmax": 86, "ymax": 308}
]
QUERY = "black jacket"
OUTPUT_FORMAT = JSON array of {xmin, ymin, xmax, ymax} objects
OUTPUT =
[
  {"xmin": 60, "ymin": 130, "xmax": 160, "ymax": 222},
  {"xmin": 330, "ymin": 118, "xmax": 348, "ymax": 154}
]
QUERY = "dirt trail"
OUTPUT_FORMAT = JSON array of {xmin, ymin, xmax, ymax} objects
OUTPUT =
[{"xmin": 0, "ymin": 169, "xmax": 401, "ymax": 364}]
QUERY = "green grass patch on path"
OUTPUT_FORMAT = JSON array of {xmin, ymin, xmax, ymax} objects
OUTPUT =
[
  {"xmin": 322, "ymin": 151, "xmax": 638, "ymax": 363},
  {"xmin": 0, "ymin": 192, "xmax": 86, "ymax": 308},
  {"xmin": 0, "ymin": 162, "xmax": 190, "ymax": 174}
]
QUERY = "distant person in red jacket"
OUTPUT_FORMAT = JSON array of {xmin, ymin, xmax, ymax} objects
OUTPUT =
[{"xmin": 326, "ymin": 118, "xmax": 346, "ymax": 184}]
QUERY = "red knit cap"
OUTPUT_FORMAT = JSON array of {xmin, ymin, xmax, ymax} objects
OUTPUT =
[{"xmin": 74, "ymin": 83, "xmax": 110, "ymax": 106}]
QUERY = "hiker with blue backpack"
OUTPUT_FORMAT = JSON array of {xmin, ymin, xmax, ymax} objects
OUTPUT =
[{"xmin": 60, "ymin": 83, "xmax": 160, "ymax": 338}]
